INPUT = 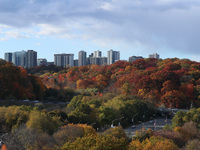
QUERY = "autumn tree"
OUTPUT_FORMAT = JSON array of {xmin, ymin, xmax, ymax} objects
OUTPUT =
[{"xmin": 26, "ymin": 110, "xmax": 62, "ymax": 135}]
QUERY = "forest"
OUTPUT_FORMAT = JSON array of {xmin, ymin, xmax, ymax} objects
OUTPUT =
[
  {"xmin": 1, "ymin": 58, "xmax": 200, "ymax": 149},
  {"xmin": 2, "ymin": 58, "xmax": 200, "ymax": 109},
  {"xmin": 32, "ymin": 57, "xmax": 200, "ymax": 109},
  {"xmin": 1, "ymin": 105, "xmax": 200, "ymax": 149}
]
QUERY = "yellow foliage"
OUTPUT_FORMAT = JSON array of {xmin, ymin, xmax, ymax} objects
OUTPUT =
[
  {"xmin": 174, "ymin": 126, "xmax": 183, "ymax": 133},
  {"xmin": 129, "ymin": 136, "xmax": 178, "ymax": 150},
  {"xmin": 129, "ymin": 140, "xmax": 142, "ymax": 150}
]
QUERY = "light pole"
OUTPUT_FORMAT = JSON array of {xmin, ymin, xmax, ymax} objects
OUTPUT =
[
  {"xmin": 153, "ymin": 114, "xmax": 157, "ymax": 131},
  {"xmin": 90, "ymin": 122, "xmax": 96, "ymax": 127},
  {"xmin": 162, "ymin": 113, "xmax": 167, "ymax": 125},
  {"xmin": 0, "ymin": 133, "xmax": 8, "ymax": 146},
  {"xmin": 111, "ymin": 119, "xmax": 118, "ymax": 128},
  {"xmin": 143, "ymin": 111, "xmax": 148, "ymax": 122},
  {"xmin": 0, "ymin": 133, "xmax": 7, "ymax": 139},
  {"xmin": 118, "ymin": 117, "xmax": 124, "ymax": 125},
  {"xmin": 132, "ymin": 114, "xmax": 138, "ymax": 124}
]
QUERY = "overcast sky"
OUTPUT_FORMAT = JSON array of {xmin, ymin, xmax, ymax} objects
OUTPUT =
[{"xmin": 0, "ymin": 0, "xmax": 200, "ymax": 61}]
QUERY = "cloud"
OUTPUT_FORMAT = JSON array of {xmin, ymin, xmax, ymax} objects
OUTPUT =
[{"xmin": 0, "ymin": 0, "xmax": 200, "ymax": 55}]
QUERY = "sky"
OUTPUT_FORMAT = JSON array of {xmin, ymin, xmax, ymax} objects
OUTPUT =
[{"xmin": 0, "ymin": 0, "xmax": 200, "ymax": 62}]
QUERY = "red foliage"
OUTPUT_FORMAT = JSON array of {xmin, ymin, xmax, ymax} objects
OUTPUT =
[{"xmin": 39, "ymin": 58, "xmax": 200, "ymax": 108}]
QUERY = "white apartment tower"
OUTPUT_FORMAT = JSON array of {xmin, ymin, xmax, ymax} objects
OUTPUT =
[
  {"xmin": 149, "ymin": 53, "xmax": 159, "ymax": 59},
  {"xmin": 93, "ymin": 50, "xmax": 101, "ymax": 57},
  {"xmin": 12, "ymin": 50, "xmax": 27, "ymax": 68},
  {"xmin": 54, "ymin": 54, "xmax": 74, "ymax": 67},
  {"xmin": 107, "ymin": 49, "xmax": 120, "ymax": 65}
]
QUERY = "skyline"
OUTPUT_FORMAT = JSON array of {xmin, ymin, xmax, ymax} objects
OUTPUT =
[{"xmin": 0, "ymin": 0, "xmax": 200, "ymax": 62}]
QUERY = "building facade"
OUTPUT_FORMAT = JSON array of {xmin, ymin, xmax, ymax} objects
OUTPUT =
[
  {"xmin": 63, "ymin": 54, "xmax": 74, "ymax": 67},
  {"xmin": 37, "ymin": 58, "xmax": 47, "ymax": 66},
  {"xmin": 149, "ymin": 53, "xmax": 159, "ymax": 59},
  {"xmin": 26, "ymin": 50, "xmax": 37, "ymax": 68},
  {"xmin": 54, "ymin": 53, "xmax": 74, "ymax": 67},
  {"xmin": 12, "ymin": 50, "xmax": 27, "ymax": 67},
  {"xmin": 100, "ymin": 57, "xmax": 107, "ymax": 65},
  {"xmin": 107, "ymin": 49, "xmax": 120, "ymax": 65},
  {"xmin": 4, "ymin": 53, "xmax": 13, "ymax": 63},
  {"xmin": 93, "ymin": 50, "xmax": 101, "ymax": 57},
  {"xmin": 78, "ymin": 50, "xmax": 87, "ymax": 66},
  {"xmin": 74, "ymin": 59, "xmax": 78, "ymax": 66},
  {"xmin": 129, "ymin": 56, "xmax": 143, "ymax": 62}
]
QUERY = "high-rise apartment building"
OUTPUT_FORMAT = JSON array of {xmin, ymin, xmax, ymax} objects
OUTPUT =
[
  {"xmin": 26, "ymin": 50, "xmax": 37, "ymax": 68},
  {"xmin": 149, "ymin": 53, "xmax": 159, "ymax": 59},
  {"xmin": 107, "ymin": 49, "xmax": 120, "ymax": 65},
  {"xmin": 129, "ymin": 56, "xmax": 143, "ymax": 62},
  {"xmin": 93, "ymin": 50, "xmax": 101, "ymax": 57},
  {"xmin": 100, "ymin": 57, "xmax": 107, "ymax": 65},
  {"xmin": 63, "ymin": 54, "xmax": 74, "ymax": 67},
  {"xmin": 87, "ymin": 53, "xmax": 93, "ymax": 65},
  {"xmin": 4, "ymin": 53, "xmax": 13, "ymax": 63},
  {"xmin": 5, "ymin": 50, "xmax": 37, "ymax": 68},
  {"xmin": 54, "ymin": 54, "xmax": 62, "ymax": 67},
  {"xmin": 78, "ymin": 50, "xmax": 87, "ymax": 66},
  {"xmin": 54, "ymin": 54, "xmax": 74, "ymax": 67},
  {"xmin": 12, "ymin": 50, "xmax": 27, "ymax": 67},
  {"xmin": 37, "ymin": 58, "xmax": 47, "ymax": 66},
  {"xmin": 74, "ymin": 59, "xmax": 78, "ymax": 66}
]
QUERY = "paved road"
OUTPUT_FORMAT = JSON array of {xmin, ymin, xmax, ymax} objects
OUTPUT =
[{"xmin": 124, "ymin": 117, "xmax": 172, "ymax": 138}]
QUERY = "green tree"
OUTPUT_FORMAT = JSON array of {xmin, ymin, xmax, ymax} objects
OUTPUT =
[
  {"xmin": 5, "ymin": 106, "xmax": 29, "ymax": 131},
  {"xmin": 172, "ymin": 111, "xmax": 186, "ymax": 128},
  {"xmin": 26, "ymin": 110, "xmax": 62, "ymax": 135},
  {"xmin": 99, "ymin": 106, "xmax": 117, "ymax": 126}
]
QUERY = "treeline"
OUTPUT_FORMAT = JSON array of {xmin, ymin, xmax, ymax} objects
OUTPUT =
[
  {"xmin": 2, "ymin": 57, "xmax": 200, "ymax": 108},
  {"xmin": 66, "ymin": 94, "xmax": 155, "ymax": 128},
  {"xmin": 0, "ymin": 59, "xmax": 46, "ymax": 100},
  {"xmin": 2, "ymin": 105, "xmax": 200, "ymax": 149},
  {"xmin": 36, "ymin": 58, "xmax": 200, "ymax": 108},
  {"xmin": 0, "ymin": 94, "xmax": 154, "ymax": 132},
  {"xmin": 0, "ymin": 59, "xmax": 76, "ymax": 102}
]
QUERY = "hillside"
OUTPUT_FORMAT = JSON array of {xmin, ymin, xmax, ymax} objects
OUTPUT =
[
  {"xmin": 0, "ymin": 59, "xmax": 46, "ymax": 100},
  {"xmin": 37, "ymin": 58, "xmax": 200, "ymax": 108}
]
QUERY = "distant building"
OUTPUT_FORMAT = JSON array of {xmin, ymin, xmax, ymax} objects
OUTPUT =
[
  {"xmin": 149, "ymin": 53, "xmax": 159, "ymax": 59},
  {"xmin": 74, "ymin": 59, "xmax": 78, "ymax": 66},
  {"xmin": 12, "ymin": 50, "xmax": 27, "ymax": 67},
  {"xmin": 78, "ymin": 50, "xmax": 87, "ymax": 66},
  {"xmin": 100, "ymin": 57, "xmax": 107, "ymax": 65},
  {"xmin": 54, "ymin": 53, "xmax": 74, "ymax": 67},
  {"xmin": 46, "ymin": 62, "xmax": 54, "ymax": 66},
  {"xmin": 37, "ymin": 58, "xmax": 47, "ymax": 66},
  {"xmin": 4, "ymin": 53, "xmax": 12, "ymax": 62},
  {"xmin": 90, "ymin": 57, "xmax": 101, "ymax": 65},
  {"xmin": 5, "ymin": 50, "xmax": 37, "ymax": 68},
  {"xmin": 63, "ymin": 54, "xmax": 74, "ymax": 67},
  {"xmin": 107, "ymin": 49, "xmax": 120, "ymax": 65},
  {"xmin": 93, "ymin": 50, "xmax": 101, "ymax": 57},
  {"xmin": 26, "ymin": 50, "xmax": 37, "ymax": 68},
  {"xmin": 87, "ymin": 53, "xmax": 94, "ymax": 65},
  {"xmin": 87, "ymin": 50, "xmax": 107, "ymax": 65},
  {"xmin": 129, "ymin": 56, "xmax": 143, "ymax": 62}
]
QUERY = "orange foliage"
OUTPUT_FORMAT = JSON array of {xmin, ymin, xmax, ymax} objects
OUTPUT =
[{"xmin": 38, "ymin": 58, "xmax": 200, "ymax": 108}]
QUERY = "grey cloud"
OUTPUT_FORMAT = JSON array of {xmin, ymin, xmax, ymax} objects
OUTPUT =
[{"xmin": 0, "ymin": 0, "xmax": 200, "ymax": 55}]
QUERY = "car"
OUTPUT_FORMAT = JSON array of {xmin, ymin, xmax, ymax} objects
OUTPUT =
[
  {"xmin": 131, "ymin": 125, "xmax": 136, "ymax": 129},
  {"xmin": 149, "ymin": 120, "xmax": 154, "ymax": 124},
  {"xmin": 23, "ymin": 99, "xmax": 29, "ymax": 102},
  {"xmin": 33, "ymin": 100, "xmax": 39, "ymax": 103}
]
